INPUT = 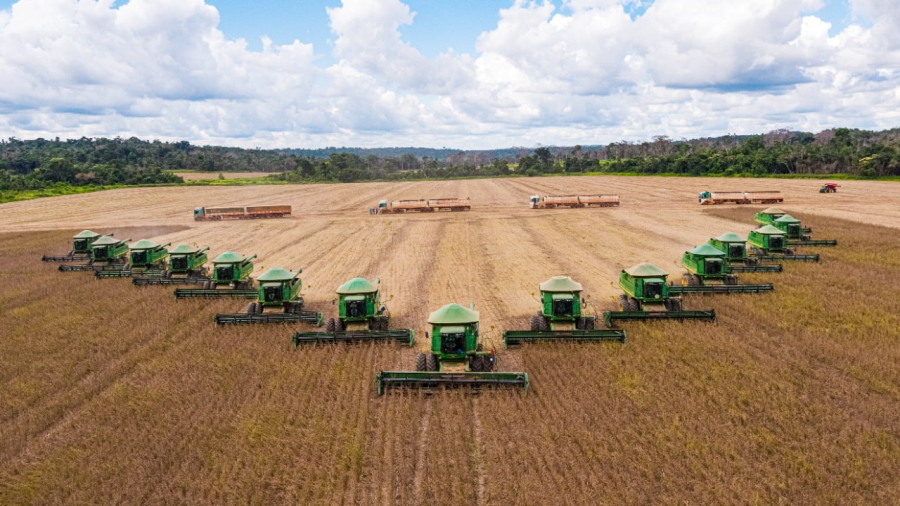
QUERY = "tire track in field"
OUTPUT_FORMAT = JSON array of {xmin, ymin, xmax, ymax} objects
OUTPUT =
[{"xmin": 411, "ymin": 401, "xmax": 432, "ymax": 506}]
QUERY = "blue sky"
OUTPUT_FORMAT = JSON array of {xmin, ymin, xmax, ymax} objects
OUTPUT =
[{"xmin": 0, "ymin": 0, "xmax": 896, "ymax": 149}]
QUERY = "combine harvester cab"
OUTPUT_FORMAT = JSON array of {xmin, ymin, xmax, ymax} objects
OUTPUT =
[
  {"xmin": 133, "ymin": 244, "xmax": 211, "ymax": 286},
  {"xmin": 96, "ymin": 239, "xmax": 170, "ymax": 279},
  {"xmin": 214, "ymin": 267, "xmax": 322, "ymax": 324},
  {"xmin": 748, "ymin": 226, "xmax": 820, "ymax": 262},
  {"xmin": 603, "ymin": 263, "xmax": 716, "ymax": 328},
  {"xmin": 376, "ymin": 303, "xmax": 529, "ymax": 395},
  {"xmin": 709, "ymin": 233, "xmax": 782, "ymax": 273},
  {"xmin": 173, "ymin": 251, "xmax": 258, "ymax": 298},
  {"xmin": 774, "ymin": 215, "xmax": 837, "ymax": 247},
  {"xmin": 42, "ymin": 229, "xmax": 102, "ymax": 262},
  {"xmin": 503, "ymin": 276, "xmax": 626, "ymax": 347},
  {"xmin": 756, "ymin": 207, "xmax": 812, "ymax": 234},
  {"xmin": 669, "ymin": 244, "xmax": 774, "ymax": 295},
  {"xmin": 59, "ymin": 235, "xmax": 130, "ymax": 272},
  {"xmin": 293, "ymin": 277, "xmax": 413, "ymax": 346}
]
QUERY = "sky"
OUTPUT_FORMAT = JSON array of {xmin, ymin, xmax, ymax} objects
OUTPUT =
[{"xmin": 0, "ymin": 0, "xmax": 897, "ymax": 149}]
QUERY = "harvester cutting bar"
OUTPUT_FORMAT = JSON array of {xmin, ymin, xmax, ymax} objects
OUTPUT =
[
  {"xmin": 726, "ymin": 264, "xmax": 783, "ymax": 273},
  {"xmin": 375, "ymin": 371, "xmax": 529, "ymax": 395},
  {"xmin": 787, "ymin": 239, "xmax": 837, "ymax": 247},
  {"xmin": 95, "ymin": 269, "xmax": 163, "ymax": 279},
  {"xmin": 669, "ymin": 284, "xmax": 773, "ymax": 295},
  {"xmin": 173, "ymin": 289, "xmax": 258, "ymax": 299},
  {"xmin": 58, "ymin": 264, "xmax": 95, "ymax": 272},
  {"xmin": 755, "ymin": 254, "xmax": 820, "ymax": 262},
  {"xmin": 292, "ymin": 329, "xmax": 414, "ymax": 347},
  {"xmin": 214, "ymin": 311, "xmax": 323, "ymax": 325},
  {"xmin": 502, "ymin": 329, "xmax": 626, "ymax": 348},
  {"xmin": 133, "ymin": 276, "xmax": 209, "ymax": 286},
  {"xmin": 42, "ymin": 254, "xmax": 89, "ymax": 262},
  {"xmin": 603, "ymin": 310, "xmax": 716, "ymax": 328}
]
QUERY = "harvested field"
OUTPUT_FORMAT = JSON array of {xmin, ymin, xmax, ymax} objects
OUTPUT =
[
  {"xmin": 174, "ymin": 171, "xmax": 281, "ymax": 180},
  {"xmin": 1, "ymin": 177, "xmax": 899, "ymax": 504}
]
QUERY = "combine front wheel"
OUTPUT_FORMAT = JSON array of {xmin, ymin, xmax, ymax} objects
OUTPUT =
[
  {"xmin": 426, "ymin": 354, "xmax": 438, "ymax": 372},
  {"xmin": 325, "ymin": 318, "xmax": 335, "ymax": 332},
  {"xmin": 415, "ymin": 353, "xmax": 426, "ymax": 372}
]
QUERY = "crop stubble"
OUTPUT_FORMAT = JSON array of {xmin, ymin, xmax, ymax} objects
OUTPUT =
[{"xmin": 1, "ymin": 177, "xmax": 899, "ymax": 504}]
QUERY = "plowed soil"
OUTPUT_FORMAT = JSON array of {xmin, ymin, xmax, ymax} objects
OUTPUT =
[{"xmin": 1, "ymin": 176, "xmax": 898, "ymax": 504}]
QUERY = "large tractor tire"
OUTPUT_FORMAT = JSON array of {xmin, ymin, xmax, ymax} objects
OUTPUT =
[
  {"xmin": 530, "ymin": 315, "xmax": 542, "ymax": 331},
  {"xmin": 618, "ymin": 294, "xmax": 629, "ymax": 311},
  {"xmin": 415, "ymin": 353, "xmax": 427, "ymax": 372},
  {"xmin": 724, "ymin": 275, "xmax": 738, "ymax": 286},
  {"xmin": 335, "ymin": 319, "xmax": 345, "ymax": 331},
  {"xmin": 484, "ymin": 356, "xmax": 494, "ymax": 372},
  {"xmin": 665, "ymin": 298, "xmax": 683, "ymax": 312},
  {"xmin": 688, "ymin": 274, "xmax": 701, "ymax": 287},
  {"xmin": 628, "ymin": 298, "xmax": 640, "ymax": 312},
  {"xmin": 536, "ymin": 316, "xmax": 548, "ymax": 331},
  {"xmin": 583, "ymin": 317, "xmax": 595, "ymax": 331},
  {"xmin": 325, "ymin": 318, "xmax": 336, "ymax": 332},
  {"xmin": 426, "ymin": 354, "xmax": 438, "ymax": 372},
  {"xmin": 785, "ymin": 248, "xmax": 795, "ymax": 255},
  {"xmin": 469, "ymin": 356, "xmax": 483, "ymax": 372}
]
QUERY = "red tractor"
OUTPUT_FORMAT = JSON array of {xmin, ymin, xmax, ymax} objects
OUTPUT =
[{"xmin": 819, "ymin": 183, "xmax": 840, "ymax": 193}]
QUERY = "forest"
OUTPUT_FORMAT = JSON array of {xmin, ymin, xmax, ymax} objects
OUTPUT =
[{"xmin": 1, "ymin": 127, "xmax": 899, "ymax": 196}]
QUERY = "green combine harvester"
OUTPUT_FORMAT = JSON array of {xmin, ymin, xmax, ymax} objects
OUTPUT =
[
  {"xmin": 173, "ymin": 251, "xmax": 258, "ymax": 299},
  {"xmin": 376, "ymin": 303, "xmax": 529, "ymax": 395},
  {"xmin": 42, "ymin": 230, "xmax": 103, "ymax": 262},
  {"xmin": 59, "ymin": 236, "xmax": 131, "ymax": 272},
  {"xmin": 133, "ymin": 244, "xmax": 211, "ymax": 286},
  {"xmin": 668, "ymin": 244, "xmax": 774, "ymax": 295},
  {"xmin": 748, "ymin": 226, "xmax": 819, "ymax": 262},
  {"xmin": 603, "ymin": 263, "xmax": 716, "ymax": 328},
  {"xmin": 292, "ymin": 278, "xmax": 413, "ymax": 346},
  {"xmin": 502, "ymin": 276, "xmax": 626, "ymax": 347},
  {"xmin": 755, "ymin": 207, "xmax": 812, "ymax": 234},
  {"xmin": 96, "ymin": 239, "xmax": 171, "ymax": 279},
  {"xmin": 708, "ymin": 232, "xmax": 782, "ymax": 273},
  {"xmin": 772, "ymin": 215, "xmax": 837, "ymax": 247},
  {"xmin": 214, "ymin": 267, "xmax": 322, "ymax": 324}
]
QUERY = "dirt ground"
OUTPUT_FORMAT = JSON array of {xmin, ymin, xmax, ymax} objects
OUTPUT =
[{"xmin": 1, "ymin": 177, "xmax": 899, "ymax": 504}]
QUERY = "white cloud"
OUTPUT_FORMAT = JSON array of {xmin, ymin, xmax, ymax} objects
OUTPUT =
[{"xmin": 0, "ymin": 0, "xmax": 899, "ymax": 149}]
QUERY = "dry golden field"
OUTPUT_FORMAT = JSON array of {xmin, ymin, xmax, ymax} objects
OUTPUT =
[{"xmin": 1, "ymin": 176, "xmax": 899, "ymax": 504}]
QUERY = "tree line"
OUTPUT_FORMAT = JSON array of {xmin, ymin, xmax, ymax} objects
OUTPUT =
[{"xmin": 2, "ymin": 127, "xmax": 899, "ymax": 193}]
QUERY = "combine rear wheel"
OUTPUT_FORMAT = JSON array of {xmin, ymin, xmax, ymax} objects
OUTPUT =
[
  {"xmin": 415, "ymin": 353, "xmax": 427, "ymax": 372},
  {"xmin": 426, "ymin": 354, "xmax": 438, "ymax": 372}
]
